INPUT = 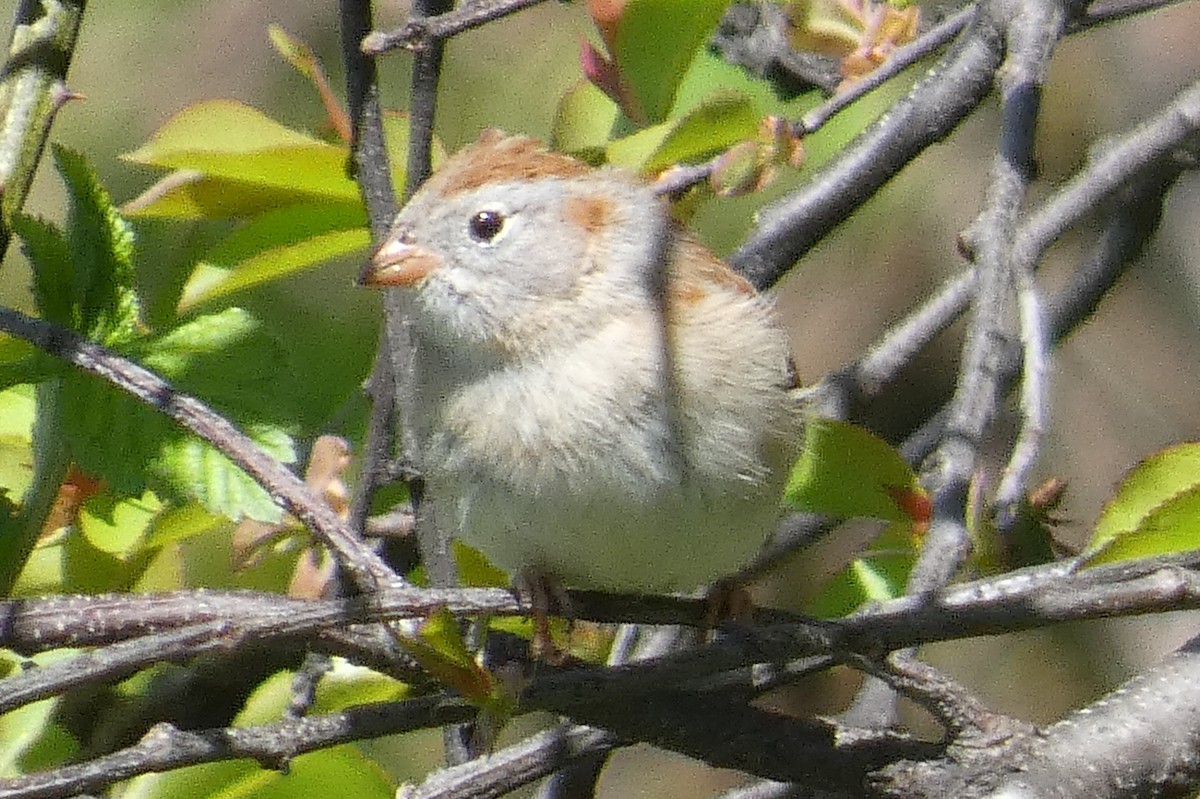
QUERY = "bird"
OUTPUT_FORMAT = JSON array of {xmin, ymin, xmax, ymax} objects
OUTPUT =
[{"xmin": 358, "ymin": 129, "xmax": 803, "ymax": 596}]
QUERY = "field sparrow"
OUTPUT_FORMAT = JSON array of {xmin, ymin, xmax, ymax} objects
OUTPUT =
[{"xmin": 359, "ymin": 130, "xmax": 803, "ymax": 594}]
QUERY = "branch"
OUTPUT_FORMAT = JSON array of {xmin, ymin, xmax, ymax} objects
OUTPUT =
[
  {"xmin": 983, "ymin": 633, "xmax": 1200, "ymax": 798},
  {"xmin": 400, "ymin": 724, "xmax": 617, "ymax": 799},
  {"xmin": 798, "ymin": 6, "xmax": 976, "ymax": 135},
  {"xmin": 729, "ymin": 2, "xmax": 1004, "ymax": 290},
  {"xmin": 0, "ymin": 697, "xmax": 476, "ymax": 799},
  {"xmin": 362, "ymin": 0, "xmax": 548, "ymax": 55},
  {"xmin": 911, "ymin": 0, "xmax": 1067, "ymax": 594},
  {"xmin": 8, "ymin": 553, "xmax": 1200, "ymax": 715},
  {"xmin": 0, "ymin": 307, "xmax": 403, "ymax": 595},
  {"xmin": 900, "ymin": 128, "xmax": 1196, "ymax": 468},
  {"xmin": 0, "ymin": 0, "xmax": 85, "ymax": 256}
]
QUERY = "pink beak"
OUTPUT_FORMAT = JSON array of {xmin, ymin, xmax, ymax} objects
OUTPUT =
[{"xmin": 358, "ymin": 235, "xmax": 440, "ymax": 287}]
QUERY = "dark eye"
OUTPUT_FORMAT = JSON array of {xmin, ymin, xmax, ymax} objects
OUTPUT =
[{"xmin": 468, "ymin": 209, "xmax": 506, "ymax": 243}]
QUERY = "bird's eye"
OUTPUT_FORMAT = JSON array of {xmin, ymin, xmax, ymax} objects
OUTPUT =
[{"xmin": 467, "ymin": 209, "xmax": 507, "ymax": 243}]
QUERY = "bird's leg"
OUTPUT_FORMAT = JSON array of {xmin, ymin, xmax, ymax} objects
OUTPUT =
[{"xmin": 514, "ymin": 568, "xmax": 573, "ymax": 663}]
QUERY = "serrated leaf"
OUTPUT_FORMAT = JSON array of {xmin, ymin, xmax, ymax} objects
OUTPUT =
[
  {"xmin": 54, "ymin": 146, "xmax": 141, "ymax": 346},
  {"xmin": 1084, "ymin": 443, "xmax": 1200, "ymax": 565},
  {"xmin": 615, "ymin": 0, "xmax": 734, "ymax": 123},
  {"xmin": 14, "ymin": 148, "xmax": 140, "ymax": 346},
  {"xmin": 138, "ymin": 307, "xmax": 295, "ymax": 421},
  {"xmin": 785, "ymin": 418, "xmax": 922, "ymax": 522},
  {"xmin": 60, "ymin": 368, "xmax": 171, "ymax": 498},
  {"xmin": 11, "ymin": 213, "xmax": 73, "ymax": 328},
  {"xmin": 60, "ymin": 309, "xmax": 296, "ymax": 520},
  {"xmin": 123, "ymin": 100, "xmax": 359, "ymax": 201},
  {"xmin": 155, "ymin": 423, "xmax": 292, "ymax": 523}
]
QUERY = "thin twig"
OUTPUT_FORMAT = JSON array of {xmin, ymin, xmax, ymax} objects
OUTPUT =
[
  {"xmin": 0, "ymin": 697, "xmax": 476, "ymax": 799},
  {"xmin": 897, "ymin": 83, "xmax": 1200, "ymax": 468},
  {"xmin": 798, "ymin": 5, "xmax": 976, "ymax": 135},
  {"xmin": 395, "ymin": 0, "xmax": 459, "ymax": 594},
  {"xmin": 908, "ymin": 0, "xmax": 1066, "ymax": 595},
  {"xmin": 0, "ymin": 0, "xmax": 85, "ymax": 256},
  {"xmin": 729, "ymin": 7, "xmax": 1004, "ymax": 290},
  {"xmin": 1070, "ymin": 0, "xmax": 1194, "ymax": 30},
  {"xmin": 402, "ymin": 724, "xmax": 617, "ymax": 799},
  {"xmin": 362, "ymin": 0, "xmax": 548, "ymax": 55},
  {"xmin": 340, "ymin": 0, "xmax": 402, "ymax": 547},
  {"xmin": 993, "ymin": 264, "xmax": 1049, "ymax": 523}
]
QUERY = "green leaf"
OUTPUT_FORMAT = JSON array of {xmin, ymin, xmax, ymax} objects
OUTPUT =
[
  {"xmin": 397, "ymin": 607, "xmax": 496, "ymax": 704},
  {"xmin": 785, "ymin": 418, "xmax": 922, "ymax": 522},
  {"xmin": 673, "ymin": 47, "xmax": 820, "ymax": 122},
  {"xmin": 0, "ymin": 685, "xmax": 72, "ymax": 777},
  {"xmin": 1084, "ymin": 443, "xmax": 1200, "ymax": 565},
  {"xmin": 144, "ymin": 502, "xmax": 229, "ymax": 548},
  {"xmin": 59, "ymin": 367, "xmax": 170, "ymax": 498},
  {"xmin": 12, "ymin": 214, "xmax": 73, "ymax": 328},
  {"xmin": 122, "ymin": 169, "xmax": 321, "ymax": 220},
  {"xmin": 312, "ymin": 661, "xmax": 409, "ymax": 713},
  {"xmin": 643, "ymin": 91, "xmax": 760, "ymax": 172},
  {"xmin": 552, "ymin": 80, "xmax": 621, "ymax": 160},
  {"xmin": 0, "ymin": 385, "xmax": 35, "ymax": 501},
  {"xmin": 615, "ymin": 0, "xmax": 735, "ymax": 123},
  {"xmin": 60, "ymin": 309, "xmax": 296, "ymax": 521},
  {"xmin": 808, "ymin": 521, "xmax": 916, "ymax": 617},
  {"xmin": 123, "ymin": 100, "xmax": 360, "ymax": 201},
  {"xmin": 79, "ymin": 491, "xmax": 162, "ymax": 557},
  {"xmin": 14, "ymin": 148, "xmax": 141, "ymax": 345},
  {"xmin": 55, "ymin": 146, "xmax": 141, "ymax": 346},
  {"xmin": 155, "ymin": 422, "xmax": 291, "ymax": 523},
  {"xmin": 139, "ymin": 307, "xmax": 294, "ymax": 420},
  {"xmin": 178, "ymin": 205, "xmax": 369, "ymax": 311},
  {"xmin": 126, "ymin": 746, "xmax": 393, "ymax": 799}
]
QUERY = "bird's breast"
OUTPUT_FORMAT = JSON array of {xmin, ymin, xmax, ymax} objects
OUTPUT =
[{"xmin": 420, "ymin": 313, "xmax": 681, "ymax": 502}]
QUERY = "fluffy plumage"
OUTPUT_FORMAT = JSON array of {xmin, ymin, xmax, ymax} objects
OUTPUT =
[{"xmin": 360, "ymin": 130, "xmax": 802, "ymax": 591}]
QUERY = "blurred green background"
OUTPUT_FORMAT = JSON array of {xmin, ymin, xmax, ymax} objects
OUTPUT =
[{"xmin": 4, "ymin": 0, "xmax": 1200, "ymax": 795}]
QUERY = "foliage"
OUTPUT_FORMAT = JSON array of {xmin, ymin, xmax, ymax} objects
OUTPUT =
[{"xmin": 1, "ymin": 0, "xmax": 1200, "ymax": 796}]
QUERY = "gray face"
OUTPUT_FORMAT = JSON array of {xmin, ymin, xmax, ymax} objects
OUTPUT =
[{"xmin": 396, "ymin": 174, "xmax": 670, "ymax": 362}]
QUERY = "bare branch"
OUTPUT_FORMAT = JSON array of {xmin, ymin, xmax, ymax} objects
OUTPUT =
[
  {"xmin": 729, "ymin": 4, "xmax": 1004, "ymax": 290},
  {"xmin": 340, "ymin": 0, "xmax": 402, "ymax": 538},
  {"xmin": 909, "ymin": 0, "xmax": 1067, "ymax": 593},
  {"xmin": 798, "ymin": 6, "xmax": 976, "ymax": 135},
  {"xmin": 0, "ymin": 698, "xmax": 476, "ymax": 799},
  {"xmin": 362, "ymin": 0, "xmax": 548, "ymax": 55},
  {"xmin": 402, "ymin": 724, "xmax": 617, "ymax": 799},
  {"xmin": 984, "ymin": 633, "xmax": 1200, "ymax": 798}
]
